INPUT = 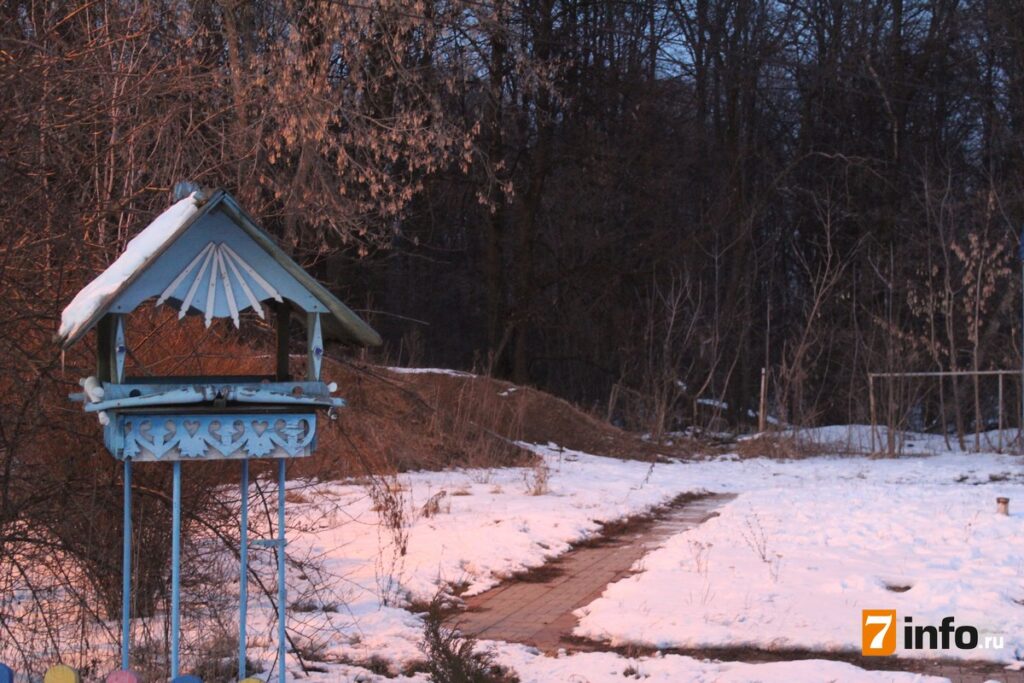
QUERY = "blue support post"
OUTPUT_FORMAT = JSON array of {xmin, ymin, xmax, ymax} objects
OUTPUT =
[
  {"xmin": 277, "ymin": 458, "xmax": 287, "ymax": 683},
  {"xmin": 307, "ymin": 313, "xmax": 323, "ymax": 381},
  {"xmin": 121, "ymin": 458, "xmax": 132, "ymax": 671},
  {"xmin": 171, "ymin": 461, "xmax": 182, "ymax": 678},
  {"xmin": 113, "ymin": 315, "xmax": 126, "ymax": 383},
  {"xmin": 238, "ymin": 459, "xmax": 249, "ymax": 678}
]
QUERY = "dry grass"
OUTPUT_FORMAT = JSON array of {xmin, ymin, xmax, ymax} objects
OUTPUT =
[
  {"xmin": 420, "ymin": 490, "xmax": 450, "ymax": 518},
  {"xmin": 420, "ymin": 592, "xmax": 520, "ymax": 683},
  {"xmin": 293, "ymin": 358, "xmax": 701, "ymax": 481},
  {"xmin": 733, "ymin": 432, "xmax": 852, "ymax": 460},
  {"xmin": 298, "ymin": 361, "xmax": 537, "ymax": 480},
  {"xmin": 522, "ymin": 459, "xmax": 550, "ymax": 496},
  {"xmin": 397, "ymin": 371, "xmax": 697, "ymax": 462}
]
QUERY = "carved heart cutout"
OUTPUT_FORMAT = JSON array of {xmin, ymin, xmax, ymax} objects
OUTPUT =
[
  {"xmin": 251, "ymin": 420, "xmax": 269, "ymax": 435},
  {"xmin": 182, "ymin": 419, "xmax": 201, "ymax": 436}
]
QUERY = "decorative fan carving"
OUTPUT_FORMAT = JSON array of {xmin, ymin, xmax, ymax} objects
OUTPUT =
[{"xmin": 156, "ymin": 242, "xmax": 283, "ymax": 327}]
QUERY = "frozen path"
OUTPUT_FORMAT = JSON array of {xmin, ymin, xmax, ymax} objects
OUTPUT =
[
  {"xmin": 452, "ymin": 493, "xmax": 736, "ymax": 651},
  {"xmin": 453, "ymin": 481, "xmax": 1024, "ymax": 683}
]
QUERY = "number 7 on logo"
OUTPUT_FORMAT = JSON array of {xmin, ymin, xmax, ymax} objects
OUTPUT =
[{"xmin": 862, "ymin": 609, "xmax": 897, "ymax": 655}]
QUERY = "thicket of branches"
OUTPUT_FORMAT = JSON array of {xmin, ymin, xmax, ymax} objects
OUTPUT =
[
  {"xmin": 366, "ymin": 0, "xmax": 1024, "ymax": 436},
  {"xmin": 5, "ymin": 0, "xmax": 1024, "ymax": 438}
]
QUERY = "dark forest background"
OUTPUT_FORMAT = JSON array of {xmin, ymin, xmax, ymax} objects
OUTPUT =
[{"xmin": 4, "ymin": 0, "xmax": 1024, "ymax": 439}]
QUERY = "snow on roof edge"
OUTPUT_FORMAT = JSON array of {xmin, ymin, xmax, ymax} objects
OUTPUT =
[{"xmin": 58, "ymin": 193, "xmax": 202, "ymax": 344}]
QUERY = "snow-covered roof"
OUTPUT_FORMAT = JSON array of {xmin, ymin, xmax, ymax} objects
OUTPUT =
[
  {"xmin": 59, "ymin": 194, "xmax": 202, "ymax": 345},
  {"xmin": 56, "ymin": 189, "xmax": 382, "ymax": 349}
]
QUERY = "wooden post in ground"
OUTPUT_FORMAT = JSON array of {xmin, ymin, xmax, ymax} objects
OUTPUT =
[
  {"xmin": 974, "ymin": 372, "xmax": 981, "ymax": 453},
  {"xmin": 869, "ymin": 374, "xmax": 877, "ymax": 454},
  {"xmin": 886, "ymin": 374, "xmax": 896, "ymax": 456},
  {"xmin": 939, "ymin": 374, "xmax": 951, "ymax": 451},
  {"xmin": 758, "ymin": 367, "xmax": 768, "ymax": 433},
  {"xmin": 999, "ymin": 373, "xmax": 1004, "ymax": 453}
]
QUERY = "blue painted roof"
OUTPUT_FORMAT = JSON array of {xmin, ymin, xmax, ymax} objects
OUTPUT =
[{"xmin": 57, "ymin": 189, "xmax": 381, "ymax": 349}]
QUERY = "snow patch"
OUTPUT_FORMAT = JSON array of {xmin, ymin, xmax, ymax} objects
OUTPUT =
[
  {"xmin": 58, "ymin": 193, "xmax": 201, "ymax": 342},
  {"xmin": 576, "ymin": 451, "xmax": 1024, "ymax": 664},
  {"xmin": 384, "ymin": 366, "xmax": 477, "ymax": 378},
  {"xmin": 494, "ymin": 644, "xmax": 946, "ymax": 682}
]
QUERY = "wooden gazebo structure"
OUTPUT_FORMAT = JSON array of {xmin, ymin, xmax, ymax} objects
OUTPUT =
[{"xmin": 58, "ymin": 183, "xmax": 380, "ymax": 680}]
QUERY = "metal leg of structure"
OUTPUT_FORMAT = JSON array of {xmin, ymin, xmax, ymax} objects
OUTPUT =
[
  {"xmin": 239, "ymin": 459, "xmax": 249, "ymax": 678},
  {"xmin": 171, "ymin": 460, "xmax": 182, "ymax": 678},
  {"xmin": 277, "ymin": 458, "xmax": 287, "ymax": 683},
  {"xmin": 121, "ymin": 458, "xmax": 132, "ymax": 670}
]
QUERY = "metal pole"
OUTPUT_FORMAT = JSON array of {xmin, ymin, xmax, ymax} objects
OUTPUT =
[
  {"xmin": 121, "ymin": 458, "xmax": 132, "ymax": 671},
  {"xmin": 277, "ymin": 458, "xmax": 287, "ymax": 683},
  {"xmin": 758, "ymin": 367, "xmax": 767, "ymax": 433},
  {"xmin": 974, "ymin": 372, "xmax": 981, "ymax": 453},
  {"xmin": 171, "ymin": 460, "xmax": 182, "ymax": 678},
  {"xmin": 999, "ymin": 374, "xmax": 1004, "ymax": 452},
  {"xmin": 869, "ymin": 374, "xmax": 877, "ymax": 453},
  {"xmin": 239, "ymin": 459, "xmax": 249, "ymax": 678}
]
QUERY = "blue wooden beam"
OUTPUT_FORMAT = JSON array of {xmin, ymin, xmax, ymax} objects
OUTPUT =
[
  {"xmin": 113, "ymin": 315, "xmax": 126, "ymax": 383},
  {"xmin": 83, "ymin": 387, "xmax": 207, "ymax": 412},
  {"xmin": 171, "ymin": 461, "xmax": 182, "ymax": 678},
  {"xmin": 80, "ymin": 382, "xmax": 342, "ymax": 413},
  {"xmin": 121, "ymin": 458, "xmax": 132, "ymax": 671},
  {"xmin": 307, "ymin": 313, "xmax": 323, "ymax": 381},
  {"xmin": 277, "ymin": 458, "xmax": 287, "ymax": 683},
  {"xmin": 238, "ymin": 459, "xmax": 249, "ymax": 679}
]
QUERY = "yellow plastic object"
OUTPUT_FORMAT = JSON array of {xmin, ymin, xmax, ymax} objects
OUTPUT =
[
  {"xmin": 239, "ymin": 678, "xmax": 263, "ymax": 683},
  {"xmin": 43, "ymin": 665, "xmax": 81, "ymax": 683}
]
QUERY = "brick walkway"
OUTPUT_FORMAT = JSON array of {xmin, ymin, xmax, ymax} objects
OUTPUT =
[
  {"xmin": 453, "ymin": 493, "xmax": 735, "ymax": 650},
  {"xmin": 451, "ymin": 492, "xmax": 1024, "ymax": 683}
]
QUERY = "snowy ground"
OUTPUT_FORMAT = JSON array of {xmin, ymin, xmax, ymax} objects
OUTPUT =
[
  {"xmin": 7, "ymin": 422, "xmax": 1016, "ymax": 681},
  {"xmin": 233, "ymin": 425, "xmax": 1024, "ymax": 682},
  {"xmin": 495, "ymin": 645, "xmax": 941, "ymax": 682},
  {"xmin": 575, "ymin": 441, "xmax": 1024, "ymax": 665},
  {"xmin": 245, "ymin": 447, "xmax": 709, "ymax": 676}
]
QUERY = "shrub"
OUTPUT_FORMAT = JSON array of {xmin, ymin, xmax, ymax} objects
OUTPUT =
[{"xmin": 420, "ymin": 593, "xmax": 519, "ymax": 683}]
